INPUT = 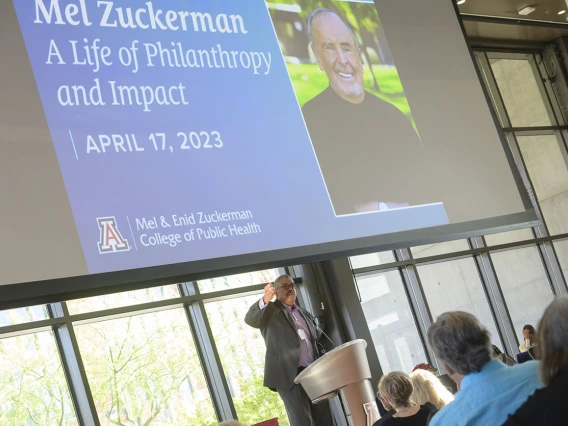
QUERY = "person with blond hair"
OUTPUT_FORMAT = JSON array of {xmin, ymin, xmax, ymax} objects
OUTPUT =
[
  {"xmin": 374, "ymin": 371, "xmax": 435, "ymax": 426},
  {"xmin": 409, "ymin": 369, "xmax": 454, "ymax": 410},
  {"xmin": 503, "ymin": 297, "xmax": 568, "ymax": 425}
]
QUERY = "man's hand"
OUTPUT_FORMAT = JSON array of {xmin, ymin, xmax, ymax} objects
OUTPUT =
[{"xmin": 263, "ymin": 284, "xmax": 276, "ymax": 304}]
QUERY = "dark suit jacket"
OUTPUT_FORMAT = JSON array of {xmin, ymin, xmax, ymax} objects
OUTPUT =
[{"xmin": 245, "ymin": 299, "xmax": 319, "ymax": 391}]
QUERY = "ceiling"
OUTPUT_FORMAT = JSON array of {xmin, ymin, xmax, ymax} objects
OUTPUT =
[
  {"xmin": 459, "ymin": 0, "xmax": 568, "ymax": 23},
  {"xmin": 463, "ymin": 20, "xmax": 568, "ymax": 44},
  {"xmin": 457, "ymin": 0, "xmax": 568, "ymax": 43}
]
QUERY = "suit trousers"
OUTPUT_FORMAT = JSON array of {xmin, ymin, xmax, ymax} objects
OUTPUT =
[{"xmin": 277, "ymin": 383, "xmax": 333, "ymax": 426}]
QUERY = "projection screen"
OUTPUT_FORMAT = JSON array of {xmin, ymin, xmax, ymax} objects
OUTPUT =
[{"xmin": 0, "ymin": 0, "xmax": 537, "ymax": 307}]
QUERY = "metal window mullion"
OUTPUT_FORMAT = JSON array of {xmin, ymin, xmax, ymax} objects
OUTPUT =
[
  {"xmin": 478, "ymin": 51, "xmax": 541, "ymax": 218},
  {"xmin": 532, "ymin": 130, "xmax": 568, "ymax": 294},
  {"xmin": 468, "ymin": 238, "xmax": 519, "ymax": 357},
  {"xmin": 506, "ymin": 132, "xmax": 548, "ymax": 223},
  {"xmin": 394, "ymin": 249, "xmax": 437, "ymax": 367},
  {"xmin": 477, "ymin": 51, "xmax": 512, "ymax": 128},
  {"xmin": 480, "ymin": 52, "xmax": 547, "ymax": 214},
  {"xmin": 534, "ymin": 239, "xmax": 568, "ymax": 296},
  {"xmin": 506, "ymin": 131, "xmax": 567, "ymax": 294},
  {"xmin": 530, "ymin": 52, "xmax": 562, "ymax": 126},
  {"xmin": 179, "ymin": 283, "xmax": 237, "ymax": 422},
  {"xmin": 48, "ymin": 302, "xmax": 100, "ymax": 426}
]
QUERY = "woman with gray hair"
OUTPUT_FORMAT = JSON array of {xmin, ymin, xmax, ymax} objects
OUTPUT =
[
  {"xmin": 373, "ymin": 371, "xmax": 435, "ymax": 426},
  {"xmin": 503, "ymin": 297, "xmax": 568, "ymax": 425},
  {"xmin": 426, "ymin": 311, "xmax": 541, "ymax": 426}
]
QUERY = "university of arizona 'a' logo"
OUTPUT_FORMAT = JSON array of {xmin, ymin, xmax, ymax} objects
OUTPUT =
[{"xmin": 97, "ymin": 217, "xmax": 130, "ymax": 254}]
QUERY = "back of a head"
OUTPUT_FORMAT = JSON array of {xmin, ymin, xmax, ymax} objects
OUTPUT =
[
  {"xmin": 410, "ymin": 369, "xmax": 454, "ymax": 409},
  {"xmin": 217, "ymin": 421, "xmax": 245, "ymax": 426},
  {"xmin": 378, "ymin": 371, "xmax": 413, "ymax": 408},
  {"xmin": 539, "ymin": 297, "xmax": 568, "ymax": 386},
  {"xmin": 427, "ymin": 311, "xmax": 492, "ymax": 375}
]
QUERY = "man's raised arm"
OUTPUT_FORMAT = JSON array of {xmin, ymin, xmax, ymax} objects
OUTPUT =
[{"xmin": 244, "ymin": 283, "xmax": 276, "ymax": 329}]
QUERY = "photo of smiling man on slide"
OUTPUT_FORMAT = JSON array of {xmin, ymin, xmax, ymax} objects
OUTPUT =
[{"xmin": 269, "ymin": 1, "xmax": 437, "ymax": 216}]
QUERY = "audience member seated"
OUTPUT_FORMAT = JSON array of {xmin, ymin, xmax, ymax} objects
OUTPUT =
[
  {"xmin": 519, "ymin": 324, "xmax": 536, "ymax": 352},
  {"xmin": 493, "ymin": 344, "xmax": 518, "ymax": 366},
  {"xmin": 503, "ymin": 297, "xmax": 568, "ymax": 426},
  {"xmin": 426, "ymin": 311, "xmax": 542, "ymax": 426},
  {"xmin": 377, "ymin": 393, "xmax": 395, "ymax": 418},
  {"xmin": 410, "ymin": 369, "xmax": 454, "ymax": 410},
  {"xmin": 374, "ymin": 371, "xmax": 435, "ymax": 426},
  {"xmin": 515, "ymin": 345, "xmax": 538, "ymax": 364}
]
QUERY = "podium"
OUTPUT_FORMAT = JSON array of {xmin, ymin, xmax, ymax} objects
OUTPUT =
[{"xmin": 294, "ymin": 339, "xmax": 380, "ymax": 426}]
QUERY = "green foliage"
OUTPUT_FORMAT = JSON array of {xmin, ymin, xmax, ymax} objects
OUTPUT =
[
  {"xmin": 76, "ymin": 311, "xmax": 218, "ymax": 426},
  {"xmin": 271, "ymin": 0, "xmax": 417, "ymax": 130},
  {"xmin": 273, "ymin": 0, "xmax": 380, "ymax": 46},
  {"xmin": 0, "ymin": 332, "xmax": 76, "ymax": 426},
  {"xmin": 233, "ymin": 374, "xmax": 289, "ymax": 426}
]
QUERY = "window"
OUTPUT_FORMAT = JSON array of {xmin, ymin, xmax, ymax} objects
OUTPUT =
[
  {"xmin": 0, "ymin": 305, "xmax": 48, "ymax": 327},
  {"xmin": 517, "ymin": 134, "xmax": 568, "ymax": 235},
  {"xmin": 349, "ymin": 251, "xmax": 396, "ymax": 269},
  {"xmin": 491, "ymin": 247, "xmax": 554, "ymax": 345},
  {"xmin": 356, "ymin": 271, "xmax": 427, "ymax": 373},
  {"xmin": 484, "ymin": 228, "xmax": 534, "ymax": 246},
  {"xmin": 66, "ymin": 285, "xmax": 180, "ymax": 315},
  {"xmin": 205, "ymin": 294, "xmax": 289, "ymax": 426},
  {"xmin": 418, "ymin": 258, "xmax": 503, "ymax": 347},
  {"xmin": 555, "ymin": 240, "xmax": 568, "ymax": 281},
  {"xmin": 0, "ymin": 331, "xmax": 77, "ymax": 425},
  {"xmin": 74, "ymin": 309, "xmax": 216, "ymax": 425},
  {"xmin": 490, "ymin": 57, "xmax": 554, "ymax": 127},
  {"xmin": 198, "ymin": 269, "xmax": 281, "ymax": 293},
  {"xmin": 410, "ymin": 240, "xmax": 470, "ymax": 259}
]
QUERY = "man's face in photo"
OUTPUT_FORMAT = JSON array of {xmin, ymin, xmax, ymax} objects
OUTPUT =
[{"xmin": 311, "ymin": 12, "xmax": 365, "ymax": 104}]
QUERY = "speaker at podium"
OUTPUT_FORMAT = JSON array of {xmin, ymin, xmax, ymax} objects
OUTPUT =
[{"xmin": 294, "ymin": 339, "xmax": 380, "ymax": 426}]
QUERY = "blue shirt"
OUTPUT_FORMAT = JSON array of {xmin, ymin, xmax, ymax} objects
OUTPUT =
[{"xmin": 429, "ymin": 359, "xmax": 542, "ymax": 426}]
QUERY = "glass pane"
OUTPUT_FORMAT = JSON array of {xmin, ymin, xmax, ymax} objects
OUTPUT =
[
  {"xmin": 75, "ymin": 309, "xmax": 216, "ymax": 425},
  {"xmin": 205, "ymin": 294, "xmax": 289, "ymax": 426},
  {"xmin": 67, "ymin": 285, "xmax": 180, "ymax": 315},
  {"xmin": 356, "ymin": 271, "xmax": 427, "ymax": 373},
  {"xmin": 490, "ymin": 58, "xmax": 553, "ymax": 127},
  {"xmin": 350, "ymin": 251, "xmax": 396, "ymax": 269},
  {"xmin": 484, "ymin": 228, "xmax": 534, "ymax": 246},
  {"xmin": 491, "ymin": 247, "xmax": 554, "ymax": 347},
  {"xmin": 411, "ymin": 240, "xmax": 470, "ymax": 259},
  {"xmin": 517, "ymin": 135, "xmax": 568, "ymax": 235},
  {"xmin": 198, "ymin": 269, "xmax": 281, "ymax": 293},
  {"xmin": 418, "ymin": 258, "xmax": 503, "ymax": 348},
  {"xmin": 0, "ymin": 331, "xmax": 77, "ymax": 425},
  {"xmin": 0, "ymin": 305, "xmax": 48, "ymax": 327},
  {"xmin": 554, "ymin": 240, "xmax": 568, "ymax": 281}
]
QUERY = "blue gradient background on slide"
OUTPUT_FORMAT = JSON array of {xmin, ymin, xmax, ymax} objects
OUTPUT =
[{"xmin": 12, "ymin": 0, "xmax": 448, "ymax": 274}]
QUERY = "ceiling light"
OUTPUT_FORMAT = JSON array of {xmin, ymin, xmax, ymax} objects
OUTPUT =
[
  {"xmin": 518, "ymin": 5, "xmax": 536, "ymax": 15},
  {"xmin": 456, "ymin": 0, "xmax": 466, "ymax": 4},
  {"xmin": 559, "ymin": 10, "xmax": 566, "ymax": 15}
]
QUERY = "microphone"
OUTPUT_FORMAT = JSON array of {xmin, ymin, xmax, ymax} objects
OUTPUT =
[
  {"xmin": 312, "ymin": 317, "xmax": 336, "ymax": 349},
  {"xmin": 319, "ymin": 327, "xmax": 337, "ymax": 349}
]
